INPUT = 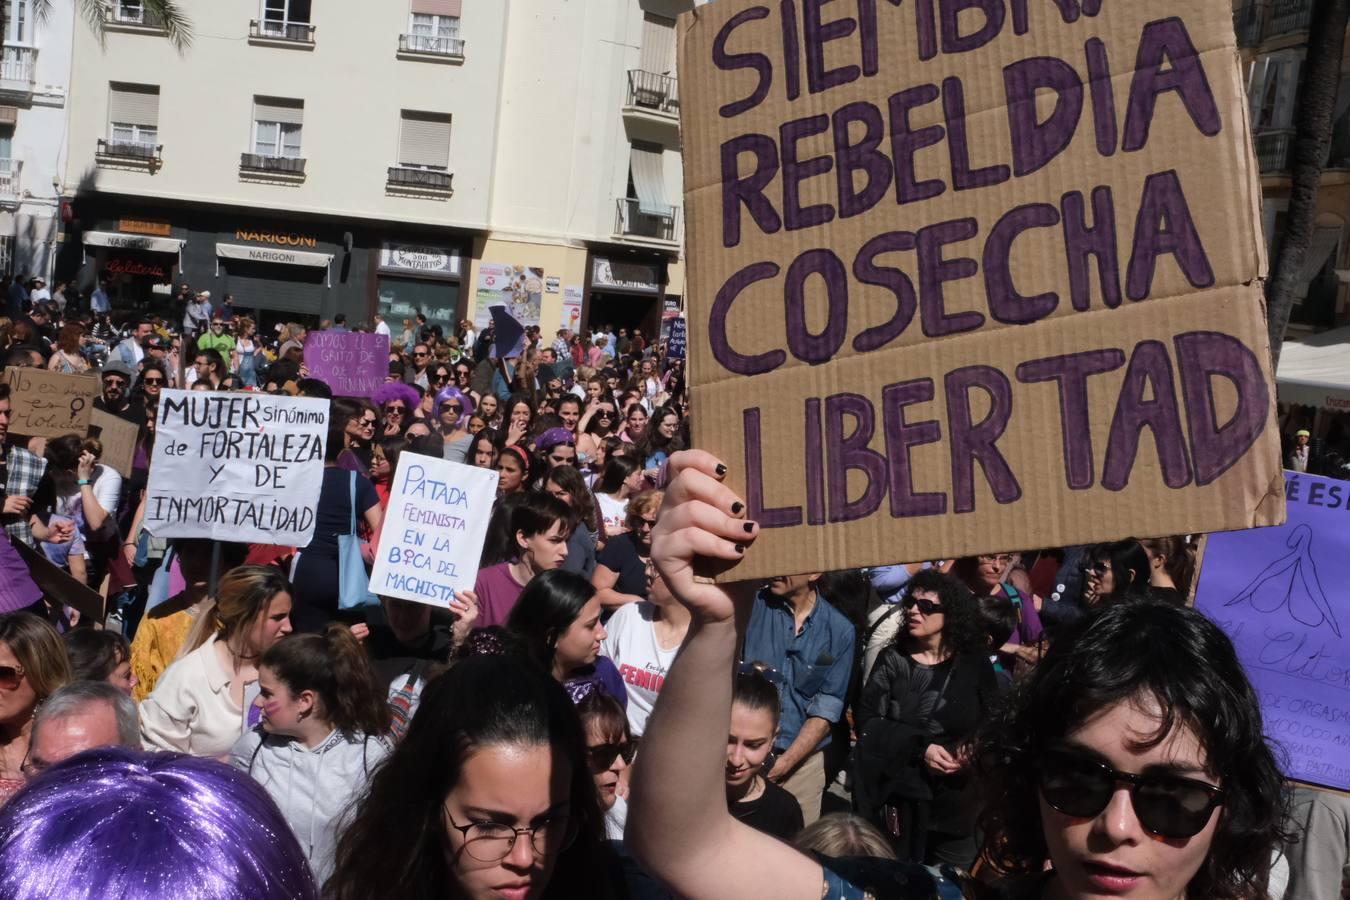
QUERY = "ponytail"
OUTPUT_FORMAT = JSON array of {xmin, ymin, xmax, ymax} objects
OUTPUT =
[{"xmin": 261, "ymin": 624, "xmax": 391, "ymax": 737}]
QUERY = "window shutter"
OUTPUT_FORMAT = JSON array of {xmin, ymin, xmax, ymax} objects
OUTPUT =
[
  {"xmin": 109, "ymin": 83, "xmax": 160, "ymax": 126},
  {"xmin": 411, "ymin": 0, "xmax": 461, "ymax": 16},
  {"xmin": 399, "ymin": 112, "xmax": 451, "ymax": 168},
  {"xmin": 254, "ymin": 96, "xmax": 304, "ymax": 125},
  {"xmin": 639, "ymin": 14, "xmax": 675, "ymax": 74},
  {"xmin": 629, "ymin": 142, "xmax": 669, "ymax": 217}
]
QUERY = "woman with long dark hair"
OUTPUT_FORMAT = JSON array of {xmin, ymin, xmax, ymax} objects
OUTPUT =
[
  {"xmin": 231, "ymin": 624, "xmax": 393, "ymax": 882},
  {"xmin": 545, "ymin": 464, "xmax": 600, "ymax": 579},
  {"xmin": 1081, "ymin": 539, "xmax": 1152, "ymax": 608},
  {"xmin": 327, "ymin": 655, "xmax": 616, "ymax": 900},
  {"xmin": 594, "ymin": 455, "xmax": 643, "ymax": 539},
  {"xmin": 506, "ymin": 569, "xmax": 625, "ymax": 707},
  {"xmin": 854, "ymin": 569, "xmax": 999, "ymax": 866}
]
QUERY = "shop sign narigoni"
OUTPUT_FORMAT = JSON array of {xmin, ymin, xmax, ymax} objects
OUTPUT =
[{"xmin": 677, "ymin": 0, "xmax": 1285, "ymax": 580}]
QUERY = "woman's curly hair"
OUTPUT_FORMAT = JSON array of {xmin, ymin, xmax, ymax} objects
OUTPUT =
[
  {"xmin": 972, "ymin": 600, "xmax": 1290, "ymax": 899},
  {"xmin": 892, "ymin": 569, "xmax": 985, "ymax": 658}
]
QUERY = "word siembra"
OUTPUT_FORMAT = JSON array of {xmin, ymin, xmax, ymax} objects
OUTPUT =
[{"xmin": 711, "ymin": 9, "xmax": 1223, "ymax": 374}]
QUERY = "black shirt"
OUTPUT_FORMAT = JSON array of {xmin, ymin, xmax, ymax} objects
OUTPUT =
[
  {"xmin": 731, "ymin": 778, "xmax": 804, "ymax": 840},
  {"xmin": 596, "ymin": 531, "xmax": 649, "ymax": 601}
]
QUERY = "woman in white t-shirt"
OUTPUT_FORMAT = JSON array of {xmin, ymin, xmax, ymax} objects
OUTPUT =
[
  {"xmin": 594, "ymin": 455, "xmax": 643, "ymax": 544},
  {"xmin": 599, "ymin": 560, "xmax": 690, "ymax": 737}
]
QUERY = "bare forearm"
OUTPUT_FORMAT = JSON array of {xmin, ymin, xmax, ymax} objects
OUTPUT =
[
  {"xmin": 776, "ymin": 717, "xmax": 831, "ymax": 773},
  {"xmin": 594, "ymin": 588, "xmax": 642, "ymax": 611}
]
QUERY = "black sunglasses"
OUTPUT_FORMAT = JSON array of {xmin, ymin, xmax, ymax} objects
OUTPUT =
[
  {"xmin": 0, "ymin": 663, "xmax": 24, "ymax": 690},
  {"xmin": 587, "ymin": 741, "xmax": 637, "ymax": 771},
  {"xmin": 901, "ymin": 595, "xmax": 942, "ymax": 615},
  {"xmin": 1038, "ymin": 750, "xmax": 1224, "ymax": 840}
]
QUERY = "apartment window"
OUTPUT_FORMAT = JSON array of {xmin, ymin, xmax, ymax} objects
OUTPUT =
[
  {"xmin": 108, "ymin": 83, "xmax": 160, "ymax": 146},
  {"xmin": 5, "ymin": 0, "xmax": 31, "ymax": 45},
  {"xmin": 114, "ymin": 0, "xmax": 146, "ymax": 23},
  {"xmin": 398, "ymin": 112, "xmax": 451, "ymax": 170},
  {"xmin": 262, "ymin": 0, "xmax": 311, "ymax": 32},
  {"xmin": 411, "ymin": 12, "xmax": 459, "ymax": 39},
  {"xmin": 253, "ymin": 97, "xmax": 303, "ymax": 157}
]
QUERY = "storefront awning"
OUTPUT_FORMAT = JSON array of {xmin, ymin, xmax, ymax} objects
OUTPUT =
[
  {"xmin": 215, "ymin": 242, "xmax": 335, "ymax": 287},
  {"xmin": 83, "ymin": 231, "xmax": 184, "ymax": 254},
  {"xmin": 1277, "ymin": 325, "xmax": 1350, "ymax": 411}
]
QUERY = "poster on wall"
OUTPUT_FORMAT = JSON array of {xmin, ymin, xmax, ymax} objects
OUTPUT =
[
  {"xmin": 562, "ymin": 286, "xmax": 583, "ymax": 334},
  {"xmin": 474, "ymin": 263, "xmax": 543, "ymax": 331}
]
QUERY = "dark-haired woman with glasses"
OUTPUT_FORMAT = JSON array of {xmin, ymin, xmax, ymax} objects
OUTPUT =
[
  {"xmin": 327, "ymin": 655, "xmax": 617, "ymax": 900},
  {"xmin": 371, "ymin": 382, "xmax": 420, "ymax": 439},
  {"xmin": 854, "ymin": 569, "xmax": 998, "ymax": 867},
  {"xmin": 575, "ymin": 687, "xmax": 635, "ymax": 841}
]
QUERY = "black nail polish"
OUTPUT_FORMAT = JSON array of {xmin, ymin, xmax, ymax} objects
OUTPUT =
[
  {"xmin": 715, "ymin": 464, "xmax": 728, "ymax": 477},
  {"xmin": 731, "ymin": 502, "xmax": 744, "ymax": 515},
  {"xmin": 734, "ymin": 543, "xmax": 745, "ymax": 554},
  {"xmin": 743, "ymin": 521, "xmax": 755, "ymax": 533}
]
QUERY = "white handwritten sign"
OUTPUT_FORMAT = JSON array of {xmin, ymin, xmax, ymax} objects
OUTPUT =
[
  {"xmin": 369, "ymin": 452, "xmax": 498, "ymax": 608},
  {"xmin": 144, "ymin": 389, "xmax": 328, "ymax": 545}
]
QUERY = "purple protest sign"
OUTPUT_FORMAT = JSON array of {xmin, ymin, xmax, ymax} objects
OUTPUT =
[
  {"xmin": 1193, "ymin": 470, "xmax": 1350, "ymax": 792},
  {"xmin": 304, "ymin": 331, "xmax": 390, "ymax": 398}
]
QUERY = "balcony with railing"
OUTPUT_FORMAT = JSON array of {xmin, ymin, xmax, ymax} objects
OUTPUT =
[
  {"xmin": 1233, "ymin": 3, "xmax": 1264, "ymax": 47},
  {"xmin": 624, "ymin": 70, "xmax": 679, "ymax": 119},
  {"xmin": 398, "ymin": 33, "xmax": 465, "ymax": 61},
  {"xmin": 0, "ymin": 159, "xmax": 22, "ymax": 203},
  {"xmin": 1255, "ymin": 128, "xmax": 1295, "ymax": 172},
  {"xmin": 0, "ymin": 47, "xmax": 36, "ymax": 100},
  {"xmin": 239, "ymin": 152, "xmax": 307, "ymax": 183},
  {"xmin": 387, "ymin": 165, "xmax": 453, "ymax": 197},
  {"xmin": 1267, "ymin": 0, "xmax": 1314, "ymax": 37},
  {"xmin": 614, "ymin": 197, "xmax": 681, "ymax": 245},
  {"xmin": 248, "ymin": 19, "xmax": 316, "ymax": 47},
  {"xmin": 95, "ymin": 138, "xmax": 162, "ymax": 171},
  {"xmin": 104, "ymin": 2, "xmax": 167, "ymax": 32}
]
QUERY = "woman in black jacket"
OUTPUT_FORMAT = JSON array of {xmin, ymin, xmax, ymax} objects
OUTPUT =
[{"xmin": 854, "ymin": 569, "xmax": 998, "ymax": 870}]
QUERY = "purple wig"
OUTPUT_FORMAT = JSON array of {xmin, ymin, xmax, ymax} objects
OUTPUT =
[
  {"xmin": 371, "ymin": 381, "xmax": 419, "ymax": 412},
  {"xmin": 0, "ymin": 747, "xmax": 319, "ymax": 899},
  {"xmin": 433, "ymin": 386, "xmax": 474, "ymax": 426}
]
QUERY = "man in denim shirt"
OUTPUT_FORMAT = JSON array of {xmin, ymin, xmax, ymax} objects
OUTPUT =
[{"xmin": 742, "ymin": 573, "xmax": 856, "ymax": 824}]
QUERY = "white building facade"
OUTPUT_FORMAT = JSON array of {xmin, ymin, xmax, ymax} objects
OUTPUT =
[{"xmin": 60, "ymin": 0, "xmax": 690, "ymax": 339}]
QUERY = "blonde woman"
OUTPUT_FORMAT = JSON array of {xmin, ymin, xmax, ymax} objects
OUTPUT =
[
  {"xmin": 0, "ymin": 613, "xmax": 71, "ymax": 803},
  {"xmin": 140, "ymin": 565, "xmax": 293, "ymax": 757}
]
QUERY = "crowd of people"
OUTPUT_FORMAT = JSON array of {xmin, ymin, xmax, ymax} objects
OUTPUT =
[{"xmin": 0, "ymin": 292, "xmax": 1345, "ymax": 900}]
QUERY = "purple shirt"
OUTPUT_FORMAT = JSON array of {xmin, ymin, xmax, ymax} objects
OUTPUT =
[
  {"xmin": 473, "ymin": 561, "xmax": 526, "ymax": 628},
  {"xmin": 0, "ymin": 537, "xmax": 42, "ymax": 613}
]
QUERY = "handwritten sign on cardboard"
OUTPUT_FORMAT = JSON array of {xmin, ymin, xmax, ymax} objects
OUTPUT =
[
  {"xmin": 143, "ymin": 390, "xmax": 328, "ymax": 545},
  {"xmin": 1194, "ymin": 471, "xmax": 1350, "ymax": 793},
  {"xmin": 2, "ymin": 367, "xmax": 97, "ymax": 438},
  {"xmin": 303, "ymin": 331, "xmax": 390, "ymax": 398},
  {"xmin": 678, "ymin": 0, "xmax": 1285, "ymax": 579},
  {"xmin": 369, "ymin": 452, "xmax": 498, "ymax": 608},
  {"xmin": 88, "ymin": 409, "xmax": 139, "ymax": 478}
]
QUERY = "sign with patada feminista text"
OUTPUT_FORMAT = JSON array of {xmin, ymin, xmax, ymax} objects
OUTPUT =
[{"xmin": 679, "ymin": 0, "xmax": 1284, "ymax": 579}]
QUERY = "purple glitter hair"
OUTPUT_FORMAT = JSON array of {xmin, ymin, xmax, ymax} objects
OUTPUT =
[
  {"xmin": 0, "ymin": 747, "xmax": 319, "ymax": 899},
  {"xmin": 433, "ymin": 386, "xmax": 474, "ymax": 426},
  {"xmin": 371, "ymin": 381, "xmax": 419, "ymax": 412}
]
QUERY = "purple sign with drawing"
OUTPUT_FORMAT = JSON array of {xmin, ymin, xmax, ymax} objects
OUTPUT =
[
  {"xmin": 304, "ymin": 331, "xmax": 390, "ymax": 398},
  {"xmin": 1193, "ymin": 471, "xmax": 1350, "ymax": 792}
]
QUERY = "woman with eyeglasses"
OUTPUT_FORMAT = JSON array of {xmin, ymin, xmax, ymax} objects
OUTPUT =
[
  {"xmin": 368, "ymin": 437, "xmax": 407, "ymax": 509},
  {"xmin": 854, "ymin": 570, "xmax": 998, "ymax": 867},
  {"xmin": 726, "ymin": 665, "xmax": 804, "ymax": 841},
  {"xmin": 591, "ymin": 490, "xmax": 662, "ymax": 614},
  {"xmin": 575, "ymin": 687, "xmax": 636, "ymax": 845},
  {"xmin": 334, "ymin": 398, "xmax": 378, "ymax": 476},
  {"xmin": 0, "ymin": 612, "xmax": 70, "ymax": 804},
  {"xmin": 634, "ymin": 403, "xmax": 684, "ymax": 477},
  {"xmin": 327, "ymin": 654, "xmax": 615, "ymax": 900},
  {"xmin": 372, "ymin": 382, "xmax": 420, "ymax": 439},
  {"xmin": 433, "ymin": 386, "xmax": 476, "ymax": 464},
  {"xmin": 952, "ymin": 553, "xmax": 1046, "ymax": 675},
  {"xmin": 506, "ymin": 570, "xmax": 625, "ymax": 708}
]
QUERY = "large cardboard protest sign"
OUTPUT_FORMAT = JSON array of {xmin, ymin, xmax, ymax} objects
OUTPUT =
[
  {"xmin": 143, "ymin": 390, "xmax": 328, "ymax": 545},
  {"xmin": 369, "ymin": 452, "xmax": 498, "ymax": 608},
  {"xmin": 678, "ymin": 0, "xmax": 1285, "ymax": 579},
  {"xmin": 304, "ymin": 331, "xmax": 390, "ymax": 398},
  {"xmin": 89, "ymin": 409, "xmax": 139, "ymax": 478},
  {"xmin": 2, "ymin": 367, "xmax": 97, "ymax": 438},
  {"xmin": 1194, "ymin": 471, "xmax": 1350, "ymax": 793}
]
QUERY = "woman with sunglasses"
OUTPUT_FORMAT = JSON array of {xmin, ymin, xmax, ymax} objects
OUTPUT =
[
  {"xmin": 854, "ymin": 570, "xmax": 998, "ymax": 867},
  {"xmin": 327, "ymin": 654, "xmax": 614, "ymax": 900},
  {"xmin": 433, "ymin": 386, "xmax": 476, "ymax": 464},
  {"xmin": 953, "ymin": 553, "xmax": 1046, "ymax": 676},
  {"xmin": 429, "ymin": 363, "xmax": 453, "ymax": 392},
  {"xmin": 591, "ymin": 490, "xmax": 662, "ymax": 614},
  {"xmin": 576, "ymin": 398, "xmax": 619, "ymax": 470},
  {"xmin": 372, "ymin": 382, "xmax": 420, "ymax": 439},
  {"xmin": 575, "ymin": 687, "xmax": 636, "ymax": 842},
  {"xmin": 333, "ymin": 398, "xmax": 378, "ymax": 477},
  {"xmin": 974, "ymin": 599, "xmax": 1287, "ymax": 900},
  {"xmin": 1081, "ymin": 539, "xmax": 1151, "ymax": 608},
  {"xmin": 0, "ymin": 612, "xmax": 70, "ymax": 804}
]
